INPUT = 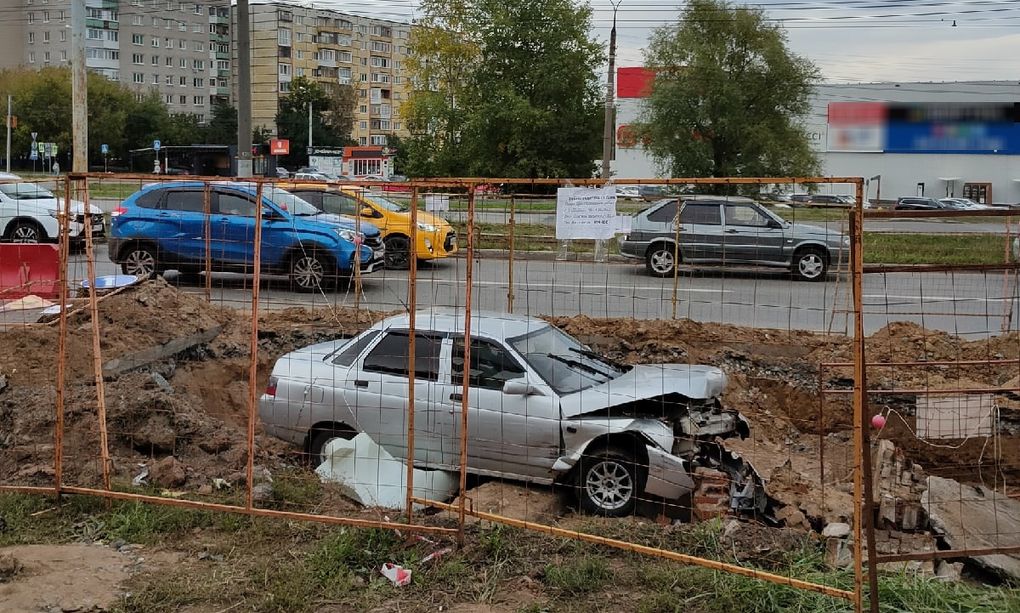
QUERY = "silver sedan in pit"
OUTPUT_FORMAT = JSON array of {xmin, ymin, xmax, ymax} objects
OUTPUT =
[{"xmin": 259, "ymin": 309, "xmax": 760, "ymax": 516}]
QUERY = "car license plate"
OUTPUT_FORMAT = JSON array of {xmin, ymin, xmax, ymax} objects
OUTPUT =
[{"xmin": 92, "ymin": 222, "xmax": 104, "ymax": 231}]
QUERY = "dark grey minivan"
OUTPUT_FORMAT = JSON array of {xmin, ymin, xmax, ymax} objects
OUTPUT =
[{"xmin": 618, "ymin": 196, "xmax": 849, "ymax": 281}]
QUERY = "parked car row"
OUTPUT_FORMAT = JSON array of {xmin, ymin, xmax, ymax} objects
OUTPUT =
[
  {"xmin": 895, "ymin": 196, "xmax": 996, "ymax": 210},
  {"xmin": 106, "ymin": 181, "xmax": 457, "ymax": 291}
]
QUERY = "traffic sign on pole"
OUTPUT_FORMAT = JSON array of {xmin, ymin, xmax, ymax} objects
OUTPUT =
[
  {"xmin": 153, "ymin": 139, "xmax": 161, "ymax": 151},
  {"xmin": 101, "ymin": 143, "xmax": 109, "ymax": 155},
  {"xmin": 30, "ymin": 132, "xmax": 37, "ymax": 142},
  {"xmin": 29, "ymin": 149, "xmax": 37, "ymax": 161}
]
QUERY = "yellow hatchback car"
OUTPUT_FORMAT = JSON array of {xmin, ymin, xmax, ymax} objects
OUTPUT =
[{"xmin": 288, "ymin": 185, "xmax": 458, "ymax": 269}]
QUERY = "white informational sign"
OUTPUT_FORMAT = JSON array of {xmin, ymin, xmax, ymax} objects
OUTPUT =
[
  {"xmin": 423, "ymin": 194, "xmax": 449, "ymax": 212},
  {"xmin": 555, "ymin": 186, "xmax": 618, "ymax": 240}
]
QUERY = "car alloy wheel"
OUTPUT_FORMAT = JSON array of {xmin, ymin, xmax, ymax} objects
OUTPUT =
[
  {"xmin": 291, "ymin": 253, "xmax": 326, "ymax": 291},
  {"xmin": 384, "ymin": 235, "xmax": 411, "ymax": 270},
  {"xmin": 10, "ymin": 222, "xmax": 42, "ymax": 243},
  {"xmin": 646, "ymin": 246, "xmax": 676, "ymax": 277},
  {"xmin": 578, "ymin": 448, "xmax": 639, "ymax": 517},
  {"xmin": 121, "ymin": 247, "xmax": 157, "ymax": 277},
  {"xmin": 795, "ymin": 250, "xmax": 827, "ymax": 281}
]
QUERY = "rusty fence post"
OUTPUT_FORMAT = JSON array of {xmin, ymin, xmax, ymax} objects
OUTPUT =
[
  {"xmin": 507, "ymin": 193, "xmax": 515, "ymax": 313},
  {"xmin": 203, "ymin": 183, "xmax": 212, "ymax": 302},
  {"xmin": 54, "ymin": 176, "xmax": 72, "ymax": 496},
  {"xmin": 457, "ymin": 189, "xmax": 476, "ymax": 545}
]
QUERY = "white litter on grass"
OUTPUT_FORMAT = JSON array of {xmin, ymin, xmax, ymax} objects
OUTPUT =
[{"xmin": 315, "ymin": 434, "xmax": 459, "ymax": 510}]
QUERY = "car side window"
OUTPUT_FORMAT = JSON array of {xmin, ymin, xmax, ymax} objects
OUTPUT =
[
  {"xmin": 451, "ymin": 337, "xmax": 526, "ymax": 391},
  {"xmin": 679, "ymin": 203, "xmax": 721, "ymax": 225},
  {"xmin": 322, "ymin": 193, "xmax": 359, "ymax": 216},
  {"xmin": 646, "ymin": 200, "xmax": 678, "ymax": 223},
  {"xmin": 293, "ymin": 191, "xmax": 323, "ymax": 207},
  {"xmin": 135, "ymin": 189, "xmax": 165, "ymax": 209},
  {"xmin": 724, "ymin": 205, "xmax": 770, "ymax": 227},
  {"xmin": 216, "ymin": 192, "xmax": 256, "ymax": 217},
  {"xmin": 164, "ymin": 190, "xmax": 206, "ymax": 213},
  {"xmin": 362, "ymin": 331, "xmax": 442, "ymax": 381},
  {"xmin": 331, "ymin": 330, "xmax": 381, "ymax": 367}
]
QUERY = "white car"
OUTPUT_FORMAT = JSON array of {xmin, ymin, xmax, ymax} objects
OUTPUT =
[
  {"xmin": 616, "ymin": 185, "xmax": 642, "ymax": 199},
  {"xmin": 260, "ymin": 309, "xmax": 764, "ymax": 517},
  {"xmin": 0, "ymin": 176, "xmax": 104, "ymax": 243}
]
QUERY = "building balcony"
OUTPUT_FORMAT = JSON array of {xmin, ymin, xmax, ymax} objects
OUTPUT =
[
  {"xmin": 212, "ymin": 33, "xmax": 229, "ymax": 44},
  {"xmin": 216, "ymin": 86, "xmax": 230, "ymax": 96},
  {"xmin": 215, "ymin": 51, "xmax": 230, "ymax": 60},
  {"xmin": 210, "ymin": 14, "xmax": 229, "ymax": 25},
  {"xmin": 217, "ymin": 69, "xmax": 230, "ymax": 79}
]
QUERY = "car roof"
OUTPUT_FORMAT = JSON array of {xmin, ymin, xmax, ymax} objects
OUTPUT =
[
  {"xmin": 373, "ymin": 308, "xmax": 549, "ymax": 343},
  {"xmin": 681, "ymin": 195, "xmax": 756, "ymax": 204}
]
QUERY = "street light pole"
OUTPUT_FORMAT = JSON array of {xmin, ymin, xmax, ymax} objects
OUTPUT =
[
  {"xmin": 308, "ymin": 101, "xmax": 313, "ymax": 162},
  {"xmin": 600, "ymin": 0, "xmax": 621, "ymax": 180},
  {"xmin": 70, "ymin": 0, "xmax": 87, "ymax": 172},
  {"xmin": 236, "ymin": 0, "xmax": 252, "ymax": 177}
]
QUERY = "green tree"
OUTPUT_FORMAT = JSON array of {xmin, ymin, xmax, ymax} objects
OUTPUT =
[
  {"xmin": 205, "ymin": 101, "xmax": 237, "ymax": 145},
  {"xmin": 275, "ymin": 77, "xmax": 355, "ymax": 167},
  {"xmin": 462, "ymin": 0, "xmax": 603, "ymax": 178},
  {"xmin": 404, "ymin": 0, "xmax": 602, "ymax": 179},
  {"xmin": 638, "ymin": 0, "xmax": 820, "ymax": 180}
]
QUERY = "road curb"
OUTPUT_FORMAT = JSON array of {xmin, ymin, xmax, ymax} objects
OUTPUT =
[{"xmin": 451, "ymin": 249, "xmax": 632, "ymax": 263}]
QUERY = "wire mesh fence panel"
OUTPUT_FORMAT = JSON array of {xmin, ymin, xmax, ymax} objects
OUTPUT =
[{"xmin": 2, "ymin": 173, "xmax": 878, "ymax": 609}]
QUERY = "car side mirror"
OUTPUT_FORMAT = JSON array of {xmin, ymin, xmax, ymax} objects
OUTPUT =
[
  {"xmin": 503, "ymin": 378, "xmax": 542, "ymax": 396},
  {"xmin": 768, "ymin": 219, "xmax": 782, "ymax": 229},
  {"xmin": 361, "ymin": 206, "xmax": 376, "ymax": 217}
]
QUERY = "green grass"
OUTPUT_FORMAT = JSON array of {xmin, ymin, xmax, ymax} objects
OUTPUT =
[
  {"xmin": 863, "ymin": 233, "xmax": 1007, "ymax": 265},
  {"xmin": 2, "ymin": 493, "xmax": 1018, "ymax": 613},
  {"xmin": 89, "ymin": 182, "xmax": 142, "ymax": 200}
]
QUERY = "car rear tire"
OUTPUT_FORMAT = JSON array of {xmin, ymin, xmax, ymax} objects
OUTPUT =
[
  {"xmin": 120, "ymin": 244, "xmax": 158, "ymax": 278},
  {"xmin": 7, "ymin": 220, "xmax": 45, "ymax": 243},
  {"xmin": 792, "ymin": 248, "xmax": 828, "ymax": 282},
  {"xmin": 645, "ymin": 244, "xmax": 678, "ymax": 277},
  {"xmin": 384, "ymin": 235, "xmax": 411, "ymax": 270},
  {"xmin": 307, "ymin": 426, "xmax": 358, "ymax": 466},
  {"xmin": 577, "ymin": 447, "xmax": 640, "ymax": 517},
  {"xmin": 290, "ymin": 249, "xmax": 332, "ymax": 293}
]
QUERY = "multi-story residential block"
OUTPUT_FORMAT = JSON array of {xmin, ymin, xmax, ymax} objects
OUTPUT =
[
  {"xmin": 236, "ymin": 1, "xmax": 411, "ymax": 146},
  {"xmin": 1, "ymin": 0, "xmax": 230, "ymax": 123}
]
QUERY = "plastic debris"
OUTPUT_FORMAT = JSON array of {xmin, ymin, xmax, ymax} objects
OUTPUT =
[
  {"xmin": 380, "ymin": 562, "xmax": 412, "ymax": 586},
  {"xmin": 421, "ymin": 547, "xmax": 453, "ymax": 564},
  {"xmin": 131, "ymin": 465, "xmax": 149, "ymax": 487}
]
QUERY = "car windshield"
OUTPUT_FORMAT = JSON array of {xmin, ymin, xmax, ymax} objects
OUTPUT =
[
  {"xmin": 0, "ymin": 183, "xmax": 55, "ymax": 200},
  {"xmin": 264, "ymin": 187, "xmax": 320, "ymax": 216},
  {"xmin": 508, "ymin": 325, "xmax": 624, "ymax": 394},
  {"xmin": 361, "ymin": 192, "xmax": 406, "ymax": 212}
]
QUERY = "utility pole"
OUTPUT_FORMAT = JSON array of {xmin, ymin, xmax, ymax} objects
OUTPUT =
[
  {"xmin": 71, "ymin": 0, "xmax": 87, "ymax": 172},
  {"xmin": 236, "ymin": 0, "xmax": 252, "ymax": 177},
  {"xmin": 307, "ymin": 101, "xmax": 313, "ymax": 163},
  {"xmin": 5, "ymin": 96, "xmax": 11, "ymax": 173},
  {"xmin": 600, "ymin": 0, "xmax": 622, "ymax": 180}
]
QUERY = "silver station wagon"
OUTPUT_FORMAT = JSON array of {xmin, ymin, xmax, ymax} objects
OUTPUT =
[
  {"xmin": 618, "ymin": 196, "xmax": 849, "ymax": 281},
  {"xmin": 259, "ymin": 309, "xmax": 763, "ymax": 517}
]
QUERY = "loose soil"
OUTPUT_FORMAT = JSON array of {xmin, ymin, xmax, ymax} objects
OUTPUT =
[
  {"xmin": 2, "ymin": 279, "xmax": 1019, "ymax": 523},
  {"xmin": 0, "ymin": 544, "xmax": 132, "ymax": 612}
]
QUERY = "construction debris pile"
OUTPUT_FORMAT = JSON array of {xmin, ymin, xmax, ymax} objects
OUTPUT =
[{"xmin": 1, "ymin": 282, "xmax": 1018, "ymax": 581}]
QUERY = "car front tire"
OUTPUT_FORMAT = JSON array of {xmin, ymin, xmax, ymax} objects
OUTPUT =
[
  {"xmin": 384, "ymin": 235, "xmax": 411, "ymax": 270},
  {"xmin": 577, "ymin": 447, "xmax": 640, "ymax": 517},
  {"xmin": 793, "ymin": 248, "xmax": 828, "ymax": 282},
  {"xmin": 645, "ymin": 244, "xmax": 677, "ymax": 277},
  {"xmin": 290, "ymin": 249, "xmax": 332, "ymax": 293}
]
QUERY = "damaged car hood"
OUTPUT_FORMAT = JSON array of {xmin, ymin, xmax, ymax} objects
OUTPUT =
[{"xmin": 559, "ymin": 364, "xmax": 727, "ymax": 418}]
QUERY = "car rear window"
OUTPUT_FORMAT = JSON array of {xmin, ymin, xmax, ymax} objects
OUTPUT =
[
  {"xmin": 134, "ymin": 189, "xmax": 164, "ymax": 209},
  {"xmin": 646, "ymin": 200, "xmax": 677, "ymax": 223},
  {"xmin": 680, "ymin": 203, "xmax": 721, "ymax": 225},
  {"xmin": 331, "ymin": 330, "xmax": 380, "ymax": 367}
]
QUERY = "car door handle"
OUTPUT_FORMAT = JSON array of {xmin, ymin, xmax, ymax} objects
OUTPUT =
[
  {"xmin": 449, "ymin": 392, "xmax": 463, "ymax": 401},
  {"xmin": 217, "ymin": 217, "xmax": 230, "ymax": 223},
  {"xmin": 725, "ymin": 229, "xmax": 739, "ymax": 234},
  {"xmin": 353, "ymin": 380, "xmax": 368, "ymax": 388}
]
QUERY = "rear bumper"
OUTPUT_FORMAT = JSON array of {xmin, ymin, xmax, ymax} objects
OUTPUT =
[{"xmin": 618, "ymin": 238, "xmax": 650, "ymax": 259}]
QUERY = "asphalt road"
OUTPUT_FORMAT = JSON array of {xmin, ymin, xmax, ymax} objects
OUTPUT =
[{"xmin": 45, "ymin": 244, "xmax": 1019, "ymax": 339}]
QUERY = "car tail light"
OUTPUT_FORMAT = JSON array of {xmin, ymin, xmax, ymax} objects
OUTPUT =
[
  {"xmin": 265, "ymin": 377, "xmax": 278, "ymax": 397},
  {"xmin": 111, "ymin": 206, "xmax": 127, "ymax": 218}
]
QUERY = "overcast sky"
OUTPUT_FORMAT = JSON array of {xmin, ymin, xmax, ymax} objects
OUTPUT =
[{"xmin": 328, "ymin": 0, "xmax": 1020, "ymax": 83}]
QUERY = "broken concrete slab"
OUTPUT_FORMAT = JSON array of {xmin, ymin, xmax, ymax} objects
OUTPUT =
[
  {"xmin": 822, "ymin": 522, "xmax": 851, "ymax": 538},
  {"xmin": 315, "ymin": 434, "xmax": 459, "ymax": 511},
  {"xmin": 923, "ymin": 475, "xmax": 1020, "ymax": 580},
  {"xmin": 101, "ymin": 325, "xmax": 223, "ymax": 378}
]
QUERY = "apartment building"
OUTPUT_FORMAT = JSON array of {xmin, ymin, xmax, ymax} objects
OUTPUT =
[
  {"xmin": 237, "ymin": 1, "xmax": 411, "ymax": 146},
  {"xmin": 5, "ymin": 0, "xmax": 230, "ymax": 123}
]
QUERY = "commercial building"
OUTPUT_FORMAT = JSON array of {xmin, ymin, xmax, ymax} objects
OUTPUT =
[
  {"xmin": 0, "ymin": 0, "xmax": 230, "ymax": 122},
  {"xmin": 237, "ymin": 1, "xmax": 412, "ymax": 148},
  {"xmin": 614, "ymin": 68, "xmax": 1020, "ymax": 205}
]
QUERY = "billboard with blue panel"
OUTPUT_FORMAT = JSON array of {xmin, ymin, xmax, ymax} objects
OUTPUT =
[{"xmin": 827, "ymin": 102, "xmax": 1020, "ymax": 155}]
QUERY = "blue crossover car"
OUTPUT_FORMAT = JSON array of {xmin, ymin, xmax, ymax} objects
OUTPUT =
[{"xmin": 109, "ymin": 182, "xmax": 384, "ymax": 291}]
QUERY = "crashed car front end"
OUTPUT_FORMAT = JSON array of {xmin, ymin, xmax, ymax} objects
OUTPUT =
[{"xmin": 556, "ymin": 364, "xmax": 768, "ymax": 515}]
